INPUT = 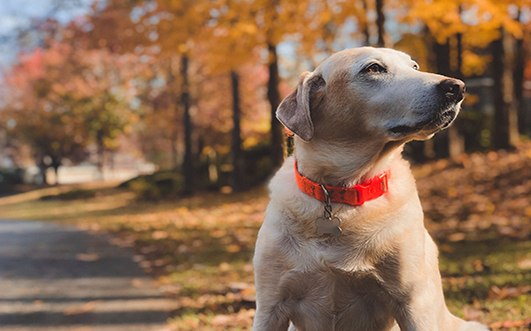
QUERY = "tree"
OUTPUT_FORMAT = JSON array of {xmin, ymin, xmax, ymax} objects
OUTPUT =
[
  {"xmin": 404, "ymin": 0, "xmax": 525, "ymax": 154},
  {"xmin": 375, "ymin": 0, "xmax": 387, "ymax": 47},
  {"xmin": 1, "ymin": 43, "xmax": 88, "ymax": 182},
  {"xmin": 132, "ymin": 0, "xmax": 214, "ymax": 193},
  {"xmin": 513, "ymin": 8, "xmax": 527, "ymax": 135},
  {"xmin": 251, "ymin": 0, "xmax": 362, "ymax": 169},
  {"xmin": 204, "ymin": 0, "xmax": 260, "ymax": 191},
  {"xmin": 491, "ymin": 27, "xmax": 519, "ymax": 149},
  {"xmin": 230, "ymin": 70, "xmax": 246, "ymax": 191},
  {"xmin": 2, "ymin": 37, "xmax": 141, "ymax": 181}
]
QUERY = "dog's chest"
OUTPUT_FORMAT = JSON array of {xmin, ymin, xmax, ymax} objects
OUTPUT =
[{"xmin": 280, "ymin": 266, "xmax": 397, "ymax": 331}]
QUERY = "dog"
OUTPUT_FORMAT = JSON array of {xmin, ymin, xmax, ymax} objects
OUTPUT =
[{"xmin": 252, "ymin": 47, "xmax": 488, "ymax": 331}]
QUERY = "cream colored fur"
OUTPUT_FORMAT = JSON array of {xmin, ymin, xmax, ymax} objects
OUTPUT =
[{"xmin": 252, "ymin": 47, "xmax": 488, "ymax": 331}]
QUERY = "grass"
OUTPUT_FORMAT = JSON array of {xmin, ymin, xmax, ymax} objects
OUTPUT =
[
  {"xmin": 438, "ymin": 239, "xmax": 531, "ymax": 328},
  {"xmin": 1, "ymin": 147, "xmax": 531, "ymax": 330}
]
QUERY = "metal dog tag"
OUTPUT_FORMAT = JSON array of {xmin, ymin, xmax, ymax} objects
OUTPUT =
[
  {"xmin": 316, "ymin": 184, "xmax": 342, "ymax": 236},
  {"xmin": 316, "ymin": 216, "xmax": 342, "ymax": 236}
]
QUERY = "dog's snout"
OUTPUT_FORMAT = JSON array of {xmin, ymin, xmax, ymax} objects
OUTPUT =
[{"xmin": 437, "ymin": 79, "xmax": 465, "ymax": 102}]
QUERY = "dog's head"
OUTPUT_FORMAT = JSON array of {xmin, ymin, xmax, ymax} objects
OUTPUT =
[{"xmin": 277, "ymin": 47, "xmax": 465, "ymax": 144}]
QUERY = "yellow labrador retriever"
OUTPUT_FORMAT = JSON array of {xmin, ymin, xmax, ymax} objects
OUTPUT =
[{"xmin": 253, "ymin": 47, "xmax": 488, "ymax": 331}]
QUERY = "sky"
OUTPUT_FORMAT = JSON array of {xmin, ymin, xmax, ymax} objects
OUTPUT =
[{"xmin": 0, "ymin": 0, "xmax": 97, "ymax": 72}]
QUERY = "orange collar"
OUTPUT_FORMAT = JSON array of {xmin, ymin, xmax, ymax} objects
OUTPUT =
[{"xmin": 294, "ymin": 161, "xmax": 389, "ymax": 206}]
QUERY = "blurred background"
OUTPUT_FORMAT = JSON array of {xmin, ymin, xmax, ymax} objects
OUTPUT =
[
  {"xmin": 1, "ymin": 0, "xmax": 531, "ymax": 330},
  {"xmin": 0, "ymin": 0, "xmax": 530, "ymax": 194}
]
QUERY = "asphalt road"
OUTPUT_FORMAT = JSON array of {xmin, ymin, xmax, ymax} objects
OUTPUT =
[{"xmin": 0, "ymin": 219, "xmax": 176, "ymax": 331}]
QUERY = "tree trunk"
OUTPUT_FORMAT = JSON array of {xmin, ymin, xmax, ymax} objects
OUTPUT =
[
  {"xmin": 40, "ymin": 166, "xmax": 48, "ymax": 185},
  {"xmin": 170, "ymin": 136, "xmax": 179, "ymax": 169},
  {"xmin": 361, "ymin": 0, "xmax": 371, "ymax": 46},
  {"xmin": 447, "ymin": 124, "xmax": 464, "ymax": 160},
  {"xmin": 37, "ymin": 158, "xmax": 48, "ymax": 185},
  {"xmin": 230, "ymin": 71, "xmax": 246, "ymax": 192},
  {"xmin": 208, "ymin": 149, "xmax": 218, "ymax": 184},
  {"xmin": 447, "ymin": 30, "xmax": 465, "ymax": 161},
  {"xmin": 492, "ymin": 28, "xmax": 519, "ymax": 150},
  {"xmin": 375, "ymin": 0, "xmax": 386, "ymax": 47},
  {"xmin": 53, "ymin": 166, "xmax": 60, "ymax": 185},
  {"xmin": 96, "ymin": 130, "xmax": 105, "ymax": 179},
  {"xmin": 514, "ymin": 11, "xmax": 525, "ymax": 134},
  {"xmin": 434, "ymin": 38, "xmax": 452, "ymax": 77},
  {"xmin": 267, "ymin": 43, "xmax": 284, "ymax": 170},
  {"xmin": 52, "ymin": 156, "xmax": 61, "ymax": 185},
  {"xmin": 432, "ymin": 38, "xmax": 452, "ymax": 158},
  {"xmin": 181, "ymin": 54, "xmax": 194, "ymax": 194},
  {"xmin": 168, "ymin": 57, "xmax": 180, "ymax": 169}
]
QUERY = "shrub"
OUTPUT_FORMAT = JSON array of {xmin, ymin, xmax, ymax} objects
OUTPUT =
[{"xmin": 125, "ymin": 171, "xmax": 184, "ymax": 200}]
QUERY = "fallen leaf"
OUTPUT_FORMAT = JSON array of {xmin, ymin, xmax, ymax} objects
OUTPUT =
[
  {"xmin": 63, "ymin": 301, "xmax": 101, "ymax": 315},
  {"xmin": 152, "ymin": 231, "xmax": 169, "ymax": 240},
  {"xmin": 226, "ymin": 244, "xmax": 241, "ymax": 253},
  {"xmin": 517, "ymin": 258, "xmax": 531, "ymax": 269},
  {"xmin": 132, "ymin": 278, "xmax": 143, "ymax": 287},
  {"xmin": 75, "ymin": 253, "xmax": 99, "ymax": 262},
  {"xmin": 447, "ymin": 233, "xmax": 466, "ymax": 242},
  {"xmin": 488, "ymin": 285, "xmax": 531, "ymax": 300}
]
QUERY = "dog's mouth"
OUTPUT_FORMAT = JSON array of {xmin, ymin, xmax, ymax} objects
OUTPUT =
[{"xmin": 388, "ymin": 109, "xmax": 458, "ymax": 137}]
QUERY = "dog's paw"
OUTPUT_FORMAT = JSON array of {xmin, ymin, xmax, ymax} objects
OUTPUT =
[{"xmin": 459, "ymin": 321, "xmax": 490, "ymax": 331}]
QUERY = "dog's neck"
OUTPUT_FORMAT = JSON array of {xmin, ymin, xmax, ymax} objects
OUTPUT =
[{"xmin": 294, "ymin": 137, "xmax": 403, "ymax": 187}]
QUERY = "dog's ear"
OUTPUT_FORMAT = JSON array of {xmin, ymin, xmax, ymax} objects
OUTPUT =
[{"xmin": 276, "ymin": 71, "xmax": 325, "ymax": 141}]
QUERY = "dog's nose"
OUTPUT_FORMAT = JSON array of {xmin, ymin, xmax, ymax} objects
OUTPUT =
[{"xmin": 437, "ymin": 79, "xmax": 465, "ymax": 102}]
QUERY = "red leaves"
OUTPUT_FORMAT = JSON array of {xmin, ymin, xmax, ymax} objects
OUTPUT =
[{"xmin": 489, "ymin": 318, "xmax": 531, "ymax": 330}]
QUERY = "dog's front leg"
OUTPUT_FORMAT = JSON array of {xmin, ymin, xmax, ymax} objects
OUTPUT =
[
  {"xmin": 253, "ymin": 272, "xmax": 291, "ymax": 331},
  {"xmin": 252, "ymin": 222, "xmax": 290, "ymax": 331},
  {"xmin": 392, "ymin": 284, "xmax": 443, "ymax": 331},
  {"xmin": 252, "ymin": 303, "xmax": 290, "ymax": 331},
  {"xmin": 392, "ymin": 233, "xmax": 465, "ymax": 331}
]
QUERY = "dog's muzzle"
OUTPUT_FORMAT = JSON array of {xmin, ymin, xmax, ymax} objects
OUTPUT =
[{"xmin": 388, "ymin": 78, "xmax": 465, "ymax": 137}]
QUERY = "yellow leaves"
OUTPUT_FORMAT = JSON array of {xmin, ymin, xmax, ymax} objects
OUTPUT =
[
  {"xmin": 462, "ymin": 51, "xmax": 491, "ymax": 76},
  {"xmin": 236, "ymin": 22, "xmax": 257, "ymax": 36},
  {"xmin": 320, "ymin": 11, "xmax": 332, "ymax": 23},
  {"xmin": 409, "ymin": 0, "xmax": 462, "ymax": 41},
  {"xmin": 463, "ymin": 93, "xmax": 480, "ymax": 106},
  {"xmin": 129, "ymin": 113, "xmax": 140, "ymax": 123},
  {"xmin": 226, "ymin": 244, "xmax": 241, "ymax": 253},
  {"xmin": 178, "ymin": 44, "xmax": 189, "ymax": 53},
  {"xmin": 123, "ymin": 124, "xmax": 133, "ymax": 134},
  {"xmin": 242, "ymin": 137, "xmax": 260, "ymax": 149},
  {"xmin": 447, "ymin": 187, "xmax": 458, "ymax": 198},
  {"xmin": 408, "ymin": 0, "xmax": 523, "ymax": 45}
]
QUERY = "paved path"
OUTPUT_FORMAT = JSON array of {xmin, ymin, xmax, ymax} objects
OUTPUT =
[{"xmin": 0, "ymin": 220, "xmax": 176, "ymax": 331}]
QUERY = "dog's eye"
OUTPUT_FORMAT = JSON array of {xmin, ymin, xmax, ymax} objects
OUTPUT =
[
  {"xmin": 413, "ymin": 63, "xmax": 419, "ymax": 70},
  {"xmin": 366, "ymin": 63, "xmax": 386, "ymax": 73}
]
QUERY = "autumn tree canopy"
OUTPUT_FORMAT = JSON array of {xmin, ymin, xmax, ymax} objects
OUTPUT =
[{"xmin": 0, "ymin": 0, "xmax": 530, "ymax": 190}]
